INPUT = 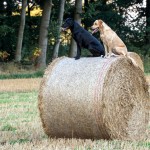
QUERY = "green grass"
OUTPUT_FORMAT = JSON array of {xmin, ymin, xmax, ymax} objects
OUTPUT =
[
  {"xmin": 1, "ymin": 124, "xmax": 17, "ymax": 131},
  {"xmin": 0, "ymin": 70, "xmax": 44, "ymax": 79},
  {"xmin": 0, "ymin": 92, "xmax": 38, "ymax": 124},
  {"xmin": 0, "ymin": 92, "xmax": 37, "ymax": 104},
  {"xmin": 9, "ymin": 138, "xmax": 31, "ymax": 145},
  {"xmin": 0, "ymin": 91, "xmax": 149, "ymax": 149}
]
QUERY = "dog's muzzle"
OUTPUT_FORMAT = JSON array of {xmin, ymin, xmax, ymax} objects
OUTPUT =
[{"xmin": 91, "ymin": 27, "xmax": 99, "ymax": 34}]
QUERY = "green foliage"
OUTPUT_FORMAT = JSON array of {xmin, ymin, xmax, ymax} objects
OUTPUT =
[
  {"xmin": 0, "ymin": 15, "xmax": 19, "ymax": 60},
  {"xmin": 46, "ymin": 45, "xmax": 70, "ymax": 63},
  {"xmin": 144, "ymin": 56, "xmax": 150, "ymax": 73},
  {"xmin": 0, "ymin": 25, "xmax": 15, "ymax": 36},
  {"xmin": 21, "ymin": 16, "xmax": 41, "ymax": 60},
  {"xmin": 0, "ymin": 15, "xmax": 41, "ymax": 61},
  {"xmin": 115, "ymin": 0, "xmax": 143, "ymax": 7},
  {"xmin": 58, "ymin": 45, "xmax": 70, "ymax": 57},
  {"xmin": 48, "ymin": 20, "xmax": 59, "ymax": 40},
  {"xmin": 0, "ymin": 0, "xmax": 149, "ymax": 68},
  {"xmin": 0, "ymin": 51, "xmax": 10, "ymax": 61}
]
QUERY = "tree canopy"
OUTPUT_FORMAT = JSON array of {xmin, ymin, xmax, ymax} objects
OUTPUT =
[{"xmin": 0, "ymin": 0, "xmax": 149, "ymax": 68}]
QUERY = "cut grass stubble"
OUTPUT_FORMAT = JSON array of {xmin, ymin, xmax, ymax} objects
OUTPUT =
[{"xmin": 0, "ymin": 78, "xmax": 149, "ymax": 150}]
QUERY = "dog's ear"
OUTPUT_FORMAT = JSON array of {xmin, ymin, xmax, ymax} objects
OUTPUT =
[
  {"xmin": 98, "ymin": 20, "xmax": 103, "ymax": 28},
  {"xmin": 69, "ymin": 19, "xmax": 74, "ymax": 26},
  {"xmin": 66, "ymin": 18, "xmax": 74, "ymax": 26}
]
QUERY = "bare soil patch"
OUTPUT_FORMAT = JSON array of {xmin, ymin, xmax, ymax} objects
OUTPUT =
[{"xmin": 0, "ymin": 78, "xmax": 42, "ymax": 92}]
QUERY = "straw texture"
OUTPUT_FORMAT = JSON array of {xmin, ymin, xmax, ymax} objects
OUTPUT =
[
  {"xmin": 38, "ymin": 56, "xmax": 149, "ymax": 141},
  {"xmin": 128, "ymin": 52, "xmax": 144, "ymax": 71}
]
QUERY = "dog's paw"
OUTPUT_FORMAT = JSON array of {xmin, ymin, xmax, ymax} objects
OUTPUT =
[
  {"xmin": 74, "ymin": 57, "xmax": 80, "ymax": 60},
  {"xmin": 104, "ymin": 55, "xmax": 109, "ymax": 59}
]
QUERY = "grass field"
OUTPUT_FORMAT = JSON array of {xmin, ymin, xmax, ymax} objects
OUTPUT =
[{"xmin": 0, "ymin": 77, "xmax": 150, "ymax": 150}]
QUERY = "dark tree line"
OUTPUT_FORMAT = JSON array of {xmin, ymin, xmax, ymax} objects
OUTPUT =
[{"xmin": 0, "ymin": 0, "xmax": 149, "ymax": 69}]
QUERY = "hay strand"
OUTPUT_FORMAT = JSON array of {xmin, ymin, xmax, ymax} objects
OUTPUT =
[
  {"xmin": 128, "ymin": 52, "xmax": 144, "ymax": 72},
  {"xmin": 38, "ymin": 56, "xmax": 149, "ymax": 141}
]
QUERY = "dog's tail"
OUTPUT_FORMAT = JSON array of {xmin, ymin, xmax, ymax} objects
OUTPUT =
[{"xmin": 126, "ymin": 54, "xmax": 139, "ymax": 68}]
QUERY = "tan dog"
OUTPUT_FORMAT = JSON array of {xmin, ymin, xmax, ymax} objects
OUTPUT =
[{"xmin": 91, "ymin": 19, "xmax": 138, "ymax": 67}]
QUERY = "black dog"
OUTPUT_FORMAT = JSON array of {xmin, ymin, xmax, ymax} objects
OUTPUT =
[{"xmin": 61, "ymin": 18, "xmax": 105, "ymax": 59}]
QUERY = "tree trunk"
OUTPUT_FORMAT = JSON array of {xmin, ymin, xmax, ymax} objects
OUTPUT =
[
  {"xmin": 145, "ymin": 0, "xmax": 150, "ymax": 56},
  {"xmin": 15, "ymin": 0, "xmax": 27, "ymax": 62},
  {"xmin": 69, "ymin": 0, "xmax": 82, "ymax": 58},
  {"xmin": 27, "ymin": 0, "xmax": 31, "ymax": 17},
  {"xmin": 52, "ymin": 0, "xmax": 65, "ymax": 60},
  {"xmin": 83, "ymin": 0, "xmax": 89, "ymax": 30},
  {"xmin": 37, "ymin": 0, "xmax": 53, "ymax": 69}
]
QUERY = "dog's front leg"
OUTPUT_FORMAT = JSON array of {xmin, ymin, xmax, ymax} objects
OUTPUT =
[
  {"xmin": 105, "ymin": 47, "xmax": 112, "ymax": 58},
  {"xmin": 104, "ymin": 44, "xmax": 108, "ymax": 58},
  {"xmin": 75, "ymin": 44, "xmax": 81, "ymax": 60},
  {"xmin": 108, "ymin": 48, "xmax": 113, "ymax": 58}
]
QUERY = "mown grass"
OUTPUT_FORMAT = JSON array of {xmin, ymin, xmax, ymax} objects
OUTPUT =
[
  {"xmin": 0, "ymin": 70, "xmax": 44, "ymax": 79},
  {"xmin": 0, "ymin": 79, "xmax": 150, "ymax": 150},
  {"xmin": 0, "ymin": 91, "xmax": 46, "ymax": 148}
]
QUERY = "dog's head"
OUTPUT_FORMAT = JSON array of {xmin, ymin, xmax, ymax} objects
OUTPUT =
[
  {"xmin": 91, "ymin": 20, "xmax": 103, "ymax": 34},
  {"xmin": 61, "ymin": 18, "xmax": 74, "ymax": 31}
]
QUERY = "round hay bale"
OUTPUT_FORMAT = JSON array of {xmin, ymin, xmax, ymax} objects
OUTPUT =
[
  {"xmin": 38, "ymin": 56, "xmax": 149, "ymax": 141},
  {"xmin": 128, "ymin": 52, "xmax": 144, "ymax": 72}
]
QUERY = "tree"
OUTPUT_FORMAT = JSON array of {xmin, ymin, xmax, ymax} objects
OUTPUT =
[
  {"xmin": 52, "ymin": 0, "xmax": 65, "ymax": 59},
  {"xmin": 83, "ymin": 0, "xmax": 94, "ymax": 29},
  {"xmin": 36, "ymin": 0, "xmax": 53, "ymax": 69},
  {"xmin": 6, "ymin": 0, "xmax": 13, "ymax": 16},
  {"xmin": 69, "ymin": 0, "xmax": 82, "ymax": 58},
  {"xmin": 15, "ymin": 0, "xmax": 27, "ymax": 62},
  {"xmin": 27, "ymin": 0, "xmax": 36, "ymax": 17},
  {"xmin": 145, "ymin": 0, "xmax": 150, "ymax": 56}
]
